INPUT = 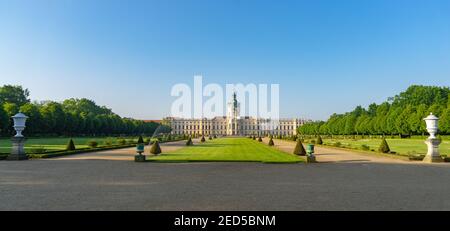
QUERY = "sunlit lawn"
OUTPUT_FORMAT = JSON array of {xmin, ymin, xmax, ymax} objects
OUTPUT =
[
  {"xmin": 149, "ymin": 137, "xmax": 303, "ymax": 163},
  {"xmin": 318, "ymin": 138, "xmax": 450, "ymax": 156},
  {"xmin": 0, "ymin": 137, "xmax": 137, "ymax": 153}
]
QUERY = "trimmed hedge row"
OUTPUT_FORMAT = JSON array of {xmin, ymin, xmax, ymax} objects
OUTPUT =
[
  {"xmin": 27, "ymin": 144, "xmax": 137, "ymax": 159},
  {"xmin": 25, "ymin": 138, "xmax": 187, "ymax": 159}
]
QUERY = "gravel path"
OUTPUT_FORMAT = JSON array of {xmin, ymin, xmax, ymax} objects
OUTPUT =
[
  {"xmin": 1, "ymin": 138, "xmax": 450, "ymax": 211},
  {"xmin": 262, "ymin": 138, "xmax": 422, "ymax": 164},
  {"xmin": 54, "ymin": 139, "xmax": 194, "ymax": 161}
]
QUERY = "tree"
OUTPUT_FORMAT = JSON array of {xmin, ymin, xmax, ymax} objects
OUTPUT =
[
  {"xmin": 150, "ymin": 140, "xmax": 162, "ymax": 155},
  {"xmin": 293, "ymin": 139, "xmax": 306, "ymax": 156},
  {"xmin": 3, "ymin": 102, "xmax": 19, "ymax": 117},
  {"xmin": 19, "ymin": 103, "xmax": 42, "ymax": 135},
  {"xmin": 395, "ymin": 105, "xmax": 413, "ymax": 135},
  {"xmin": 66, "ymin": 139, "xmax": 76, "ymax": 151},
  {"xmin": 440, "ymin": 107, "xmax": 450, "ymax": 134},
  {"xmin": 0, "ymin": 105, "xmax": 9, "ymax": 135},
  {"xmin": 378, "ymin": 138, "xmax": 390, "ymax": 153},
  {"xmin": 408, "ymin": 104, "xmax": 427, "ymax": 135},
  {"xmin": 0, "ymin": 85, "xmax": 30, "ymax": 106}
]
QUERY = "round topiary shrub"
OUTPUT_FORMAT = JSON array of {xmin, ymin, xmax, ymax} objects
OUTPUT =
[
  {"xmin": 87, "ymin": 140, "xmax": 98, "ymax": 148},
  {"xmin": 66, "ymin": 138, "xmax": 76, "ymax": 151},
  {"xmin": 293, "ymin": 139, "xmax": 306, "ymax": 156},
  {"xmin": 268, "ymin": 137, "xmax": 274, "ymax": 146},
  {"xmin": 117, "ymin": 139, "xmax": 126, "ymax": 145},
  {"xmin": 378, "ymin": 138, "xmax": 390, "ymax": 153},
  {"xmin": 150, "ymin": 140, "xmax": 162, "ymax": 155}
]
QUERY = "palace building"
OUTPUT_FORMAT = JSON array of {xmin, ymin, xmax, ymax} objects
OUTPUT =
[{"xmin": 164, "ymin": 93, "xmax": 306, "ymax": 136}]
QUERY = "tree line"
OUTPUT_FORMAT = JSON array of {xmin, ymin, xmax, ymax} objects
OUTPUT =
[
  {"xmin": 298, "ymin": 85, "xmax": 450, "ymax": 136},
  {"xmin": 0, "ymin": 85, "xmax": 165, "ymax": 137}
]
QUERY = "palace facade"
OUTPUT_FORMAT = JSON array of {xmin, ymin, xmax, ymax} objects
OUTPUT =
[{"xmin": 164, "ymin": 93, "xmax": 307, "ymax": 136}]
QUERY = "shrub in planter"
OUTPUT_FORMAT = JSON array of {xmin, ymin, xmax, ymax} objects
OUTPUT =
[
  {"xmin": 137, "ymin": 135, "xmax": 144, "ymax": 144},
  {"xmin": 150, "ymin": 140, "xmax": 162, "ymax": 155},
  {"xmin": 103, "ymin": 138, "xmax": 113, "ymax": 146},
  {"xmin": 66, "ymin": 139, "xmax": 76, "ymax": 151},
  {"xmin": 293, "ymin": 139, "xmax": 306, "ymax": 156},
  {"xmin": 186, "ymin": 137, "xmax": 193, "ymax": 146},
  {"xmin": 30, "ymin": 146, "xmax": 47, "ymax": 154},
  {"xmin": 87, "ymin": 140, "xmax": 98, "ymax": 148},
  {"xmin": 258, "ymin": 136, "xmax": 262, "ymax": 142},
  {"xmin": 361, "ymin": 144, "xmax": 370, "ymax": 151},
  {"xmin": 117, "ymin": 139, "xmax": 126, "ymax": 145},
  {"xmin": 316, "ymin": 136, "xmax": 323, "ymax": 145},
  {"xmin": 378, "ymin": 138, "xmax": 390, "ymax": 153},
  {"xmin": 201, "ymin": 136, "xmax": 206, "ymax": 142},
  {"xmin": 268, "ymin": 137, "xmax": 274, "ymax": 146}
]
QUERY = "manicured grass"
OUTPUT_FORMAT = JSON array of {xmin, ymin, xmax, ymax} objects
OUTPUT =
[
  {"xmin": 148, "ymin": 138, "xmax": 303, "ymax": 163},
  {"xmin": 312, "ymin": 138, "xmax": 450, "ymax": 156},
  {"xmin": 0, "ymin": 137, "xmax": 138, "ymax": 153}
]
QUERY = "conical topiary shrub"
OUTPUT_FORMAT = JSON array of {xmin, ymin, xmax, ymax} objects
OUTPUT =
[
  {"xmin": 66, "ymin": 138, "xmax": 76, "ymax": 151},
  {"xmin": 209, "ymin": 135, "xmax": 213, "ymax": 140},
  {"xmin": 252, "ymin": 136, "xmax": 256, "ymax": 140},
  {"xmin": 201, "ymin": 135, "xmax": 206, "ymax": 142},
  {"xmin": 186, "ymin": 137, "xmax": 193, "ymax": 146},
  {"xmin": 378, "ymin": 138, "xmax": 390, "ymax": 153},
  {"xmin": 293, "ymin": 139, "xmax": 306, "ymax": 156},
  {"xmin": 137, "ymin": 135, "xmax": 144, "ymax": 144},
  {"xmin": 258, "ymin": 136, "xmax": 262, "ymax": 142},
  {"xmin": 150, "ymin": 140, "xmax": 162, "ymax": 155},
  {"xmin": 213, "ymin": 135, "xmax": 217, "ymax": 139},
  {"xmin": 316, "ymin": 136, "xmax": 323, "ymax": 145},
  {"xmin": 268, "ymin": 137, "xmax": 274, "ymax": 146}
]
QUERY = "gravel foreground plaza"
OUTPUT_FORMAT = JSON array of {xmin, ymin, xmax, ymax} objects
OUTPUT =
[{"xmin": 1, "ymin": 155, "xmax": 450, "ymax": 211}]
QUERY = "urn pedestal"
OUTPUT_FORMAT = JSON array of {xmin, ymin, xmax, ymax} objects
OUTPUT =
[
  {"xmin": 423, "ymin": 138, "xmax": 443, "ymax": 163},
  {"xmin": 135, "ymin": 155, "xmax": 146, "ymax": 162},
  {"xmin": 7, "ymin": 137, "xmax": 28, "ymax": 160}
]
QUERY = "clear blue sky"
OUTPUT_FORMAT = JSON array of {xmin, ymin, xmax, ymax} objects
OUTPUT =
[{"xmin": 1, "ymin": 0, "xmax": 449, "ymax": 120}]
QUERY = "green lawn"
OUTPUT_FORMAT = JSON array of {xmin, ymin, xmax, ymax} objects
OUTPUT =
[
  {"xmin": 315, "ymin": 138, "xmax": 450, "ymax": 156},
  {"xmin": 0, "ymin": 137, "xmax": 138, "ymax": 153},
  {"xmin": 148, "ymin": 138, "xmax": 303, "ymax": 163}
]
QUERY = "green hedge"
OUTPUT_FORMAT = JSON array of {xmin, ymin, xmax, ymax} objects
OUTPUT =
[
  {"xmin": 27, "ymin": 144, "xmax": 137, "ymax": 159},
  {"xmin": 26, "ymin": 138, "xmax": 187, "ymax": 159}
]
